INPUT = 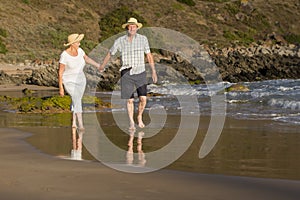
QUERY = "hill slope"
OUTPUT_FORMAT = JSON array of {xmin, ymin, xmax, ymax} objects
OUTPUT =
[{"xmin": 0, "ymin": 0, "xmax": 299, "ymax": 62}]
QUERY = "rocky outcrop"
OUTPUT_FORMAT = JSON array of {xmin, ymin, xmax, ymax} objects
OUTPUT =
[
  {"xmin": 27, "ymin": 60, "xmax": 58, "ymax": 87},
  {"xmin": 0, "ymin": 42, "xmax": 299, "ymax": 89},
  {"xmin": 0, "ymin": 70, "xmax": 15, "ymax": 84},
  {"xmin": 209, "ymin": 43, "xmax": 300, "ymax": 82}
]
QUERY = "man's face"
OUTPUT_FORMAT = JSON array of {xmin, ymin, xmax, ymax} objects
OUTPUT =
[{"xmin": 127, "ymin": 24, "xmax": 138, "ymax": 36}]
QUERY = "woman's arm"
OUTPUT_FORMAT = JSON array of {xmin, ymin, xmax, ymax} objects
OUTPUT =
[
  {"xmin": 58, "ymin": 63, "xmax": 65, "ymax": 96},
  {"xmin": 84, "ymin": 55, "xmax": 103, "ymax": 72}
]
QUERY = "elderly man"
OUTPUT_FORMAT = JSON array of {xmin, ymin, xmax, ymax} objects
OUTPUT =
[{"xmin": 100, "ymin": 17, "xmax": 157, "ymax": 130}]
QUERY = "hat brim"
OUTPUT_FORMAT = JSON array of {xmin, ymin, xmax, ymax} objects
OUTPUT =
[
  {"xmin": 122, "ymin": 22, "xmax": 143, "ymax": 29},
  {"xmin": 64, "ymin": 34, "xmax": 84, "ymax": 46}
]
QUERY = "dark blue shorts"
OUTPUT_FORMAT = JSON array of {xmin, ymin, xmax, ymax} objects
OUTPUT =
[{"xmin": 120, "ymin": 68, "xmax": 147, "ymax": 99}]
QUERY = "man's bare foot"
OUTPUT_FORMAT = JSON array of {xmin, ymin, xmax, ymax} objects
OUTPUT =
[{"xmin": 137, "ymin": 116, "xmax": 145, "ymax": 128}]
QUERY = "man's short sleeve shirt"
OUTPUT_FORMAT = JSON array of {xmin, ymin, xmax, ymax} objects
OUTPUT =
[{"xmin": 110, "ymin": 33, "xmax": 151, "ymax": 75}]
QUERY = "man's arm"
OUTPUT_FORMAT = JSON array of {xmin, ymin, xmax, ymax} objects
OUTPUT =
[
  {"xmin": 146, "ymin": 52, "xmax": 157, "ymax": 83},
  {"xmin": 100, "ymin": 52, "xmax": 111, "ymax": 71}
]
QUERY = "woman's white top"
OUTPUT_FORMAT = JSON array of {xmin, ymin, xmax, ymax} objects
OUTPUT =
[{"xmin": 59, "ymin": 47, "xmax": 86, "ymax": 83}]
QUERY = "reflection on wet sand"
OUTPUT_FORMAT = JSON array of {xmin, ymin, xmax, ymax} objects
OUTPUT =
[
  {"xmin": 11, "ymin": 111, "xmax": 300, "ymax": 180},
  {"xmin": 70, "ymin": 127, "xmax": 85, "ymax": 160},
  {"xmin": 126, "ymin": 129, "xmax": 146, "ymax": 167}
]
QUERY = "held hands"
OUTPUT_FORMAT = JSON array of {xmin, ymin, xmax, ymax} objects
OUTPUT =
[
  {"xmin": 98, "ymin": 64, "xmax": 105, "ymax": 73},
  {"xmin": 97, "ymin": 63, "xmax": 157, "ymax": 83}
]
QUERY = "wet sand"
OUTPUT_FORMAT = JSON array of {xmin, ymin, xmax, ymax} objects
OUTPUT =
[
  {"xmin": 1, "ymin": 127, "xmax": 300, "ymax": 200},
  {"xmin": 17, "ymin": 111, "xmax": 300, "ymax": 180}
]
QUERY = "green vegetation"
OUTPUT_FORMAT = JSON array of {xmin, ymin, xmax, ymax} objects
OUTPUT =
[
  {"xmin": 46, "ymin": 28, "xmax": 69, "ymax": 49},
  {"xmin": 176, "ymin": 0, "xmax": 196, "ymax": 6},
  {"xmin": 0, "ymin": 40, "xmax": 7, "ymax": 54},
  {"xmin": 0, "ymin": 28, "xmax": 7, "ymax": 37},
  {"xmin": 22, "ymin": 0, "xmax": 30, "ymax": 4},
  {"xmin": 172, "ymin": 3, "xmax": 185, "ymax": 10},
  {"xmin": 80, "ymin": 39, "xmax": 98, "ymax": 53},
  {"xmin": 223, "ymin": 28, "xmax": 255, "ymax": 45},
  {"xmin": 0, "ymin": 94, "xmax": 111, "ymax": 113},
  {"xmin": 98, "ymin": 6, "xmax": 147, "ymax": 42},
  {"xmin": 244, "ymin": 11, "xmax": 271, "ymax": 34},
  {"xmin": 41, "ymin": 26, "xmax": 97, "ymax": 52},
  {"xmin": 0, "ymin": 28, "xmax": 8, "ymax": 54},
  {"xmin": 284, "ymin": 33, "xmax": 300, "ymax": 44},
  {"xmin": 79, "ymin": 10, "xmax": 94, "ymax": 20},
  {"xmin": 224, "ymin": 1, "xmax": 240, "ymax": 15}
]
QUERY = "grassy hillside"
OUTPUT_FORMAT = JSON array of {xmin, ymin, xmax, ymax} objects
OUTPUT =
[{"xmin": 0, "ymin": 0, "xmax": 299, "ymax": 62}]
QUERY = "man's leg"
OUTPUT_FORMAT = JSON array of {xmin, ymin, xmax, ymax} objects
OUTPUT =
[
  {"xmin": 134, "ymin": 72, "xmax": 147, "ymax": 128},
  {"xmin": 127, "ymin": 98, "xmax": 135, "ymax": 130},
  {"xmin": 137, "ymin": 96, "xmax": 146, "ymax": 128}
]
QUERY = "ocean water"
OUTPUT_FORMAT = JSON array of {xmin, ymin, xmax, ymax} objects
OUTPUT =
[{"xmin": 100, "ymin": 79, "xmax": 300, "ymax": 126}]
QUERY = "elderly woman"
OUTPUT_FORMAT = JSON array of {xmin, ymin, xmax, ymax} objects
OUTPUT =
[
  {"xmin": 59, "ymin": 33, "xmax": 102, "ymax": 159},
  {"xmin": 58, "ymin": 33, "xmax": 102, "ymax": 131}
]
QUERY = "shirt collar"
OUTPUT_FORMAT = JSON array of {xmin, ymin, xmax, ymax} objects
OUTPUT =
[{"xmin": 124, "ymin": 33, "xmax": 138, "ymax": 41}]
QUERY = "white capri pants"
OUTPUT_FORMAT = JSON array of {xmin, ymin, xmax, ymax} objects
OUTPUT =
[{"xmin": 63, "ymin": 74, "xmax": 86, "ymax": 113}]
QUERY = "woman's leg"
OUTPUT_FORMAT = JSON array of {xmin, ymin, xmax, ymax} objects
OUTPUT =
[
  {"xmin": 72, "ymin": 112, "xmax": 77, "ymax": 128},
  {"xmin": 76, "ymin": 112, "xmax": 84, "ymax": 130}
]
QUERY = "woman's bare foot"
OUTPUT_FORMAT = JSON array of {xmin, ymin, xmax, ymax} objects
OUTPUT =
[
  {"xmin": 78, "ymin": 127, "xmax": 85, "ymax": 135},
  {"xmin": 137, "ymin": 115, "xmax": 145, "ymax": 128},
  {"xmin": 129, "ymin": 121, "xmax": 136, "ymax": 130}
]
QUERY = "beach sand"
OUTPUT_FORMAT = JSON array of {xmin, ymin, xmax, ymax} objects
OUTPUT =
[{"xmin": 0, "ymin": 127, "xmax": 300, "ymax": 200}]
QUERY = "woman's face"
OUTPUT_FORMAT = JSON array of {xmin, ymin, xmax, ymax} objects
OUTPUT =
[{"xmin": 71, "ymin": 41, "xmax": 80, "ymax": 49}]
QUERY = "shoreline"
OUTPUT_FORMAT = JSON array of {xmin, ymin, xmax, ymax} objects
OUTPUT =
[{"xmin": 1, "ymin": 127, "xmax": 300, "ymax": 200}]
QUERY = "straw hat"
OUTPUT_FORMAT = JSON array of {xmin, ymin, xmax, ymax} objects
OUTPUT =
[
  {"xmin": 122, "ymin": 17, "xmax": 143, "ymax": 29},
  {"xmin": 64, "ymin": 33, "xmax": 84, "ymax": 46}
]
